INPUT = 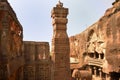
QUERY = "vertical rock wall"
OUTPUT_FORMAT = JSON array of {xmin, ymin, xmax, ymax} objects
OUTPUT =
[
  {"xmin": 0, "ymin": 1, "xmax": 24, "ymax": 80},
  {"xmin": 69, "ymin": 0, "xmax": 120, "ymax": 74},
  {"xmin": 98, "ymin": 0, "xmax": 120, "ymax": 72},
  {"xmin": 23, "ymin": 41, "xmax": 52, "ymax": 80}
]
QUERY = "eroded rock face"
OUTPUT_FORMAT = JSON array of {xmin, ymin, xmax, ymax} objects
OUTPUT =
[
  {"xmin": 99, "ymin": 0, "xmax": 120, "ymax": 72},
  {"xmin": 0, "ymin": 1, "xmax": 24, "ymax": 80},
  {"xmin": 69, "ymin": 0, "xmax": 120, "ymax": 73},
  {"xmin": 24, "ymin": 41, "xmax": 50, "ymax": 62},
  {"xmin": 69, "ymin": 23, "xmax": 103, "ymax": 66},
  {"xmin": 23, "ymin": 41, "xmax": 52, "ymax": 80}
]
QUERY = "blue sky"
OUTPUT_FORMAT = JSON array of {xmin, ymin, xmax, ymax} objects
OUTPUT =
[{"xmin": 8, "ymin": 0, "xmax": 115, "ymax": 43}]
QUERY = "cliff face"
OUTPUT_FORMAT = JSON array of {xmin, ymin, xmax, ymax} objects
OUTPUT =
[
  {"xmin": 99, "ymin": 0, "xmax": 120, "ymax": 72},
  {"xmin": 69, "ymin": 0, "xmax": 120, "ymax": 73},
  {"xmin": 69, "ymin": 23, "xmax": 98, "ymax": 66},
  {"xmin": 0, "ymin": 1, "xmax": 24, "ymax": 79}
]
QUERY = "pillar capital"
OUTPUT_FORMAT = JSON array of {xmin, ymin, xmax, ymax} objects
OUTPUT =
[
  {"xmin": 98, "ymin": 68, "xmax": 102, "ymax": 71},
  {"xmin": 51, "ymin": 2, "xmax": 68, "ymax": 19},
  {"xmin": 93, "ymin": 67, "xmax": 96, "ymax": 70},
  {"xmin": 99, "ymin": 68, "xmax": 102, "ymax": 78}
]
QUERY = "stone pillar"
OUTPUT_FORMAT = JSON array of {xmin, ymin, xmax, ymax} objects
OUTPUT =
[
  {"xmin": 94, "ymin": 53, "xmax": 96, "ymax": 59},
  {"xmin": 99, "ymin": 68, "xmax": 102, "ymax": 78},
  {"xmin": 89, "ymin": 66, "xmax": 93, "ymax": 74},
  {"xmin": 51, "ymin": 1, "xmax": 70, "ymax": 80},
  {"xmin": 93, "ymin": 67, "xmax": 97, "ymax": 77},
  {"xmin": 99, "ymin": 54, "xmax": 101, "ymax": 59}
]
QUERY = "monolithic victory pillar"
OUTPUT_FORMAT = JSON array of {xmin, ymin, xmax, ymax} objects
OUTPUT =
[{"xmin": 51, "ymin": 1, "xmax": 70, "ymax": 80}]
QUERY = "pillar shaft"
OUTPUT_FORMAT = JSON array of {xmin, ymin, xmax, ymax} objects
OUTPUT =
[
  {"xmin": 94, "ymin": 67, "xmax": 97, "ymax": 76},
  {"xmin": 99, "ymin": 68, "xmax": 102, "ymax": 78},
  {"xmin": 51, "ymin": 1, "xmax": 70, "ymax": 80}
]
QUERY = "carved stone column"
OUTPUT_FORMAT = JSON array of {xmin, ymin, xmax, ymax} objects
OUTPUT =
[
  {"xmin": 94, "ymin": 53, "xmax": 96, "ymax": 59},
  {"xmin": 99, "ymin": 54, "xmax": 101, "ymax": 59},
  {"xmin": 90, "ymin": 67, "xmax": 93, "ymax": 74},
  {"xmin": 51, "ymin": 1, "xmax": 70, "ymax": 80},
  {"xmin": 99, "ymin": 68, "xmax": 102, "ymax": 78},
  {"xmin": 93, "ymin": 67, "xmax": 97, "ymax": 76}
]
